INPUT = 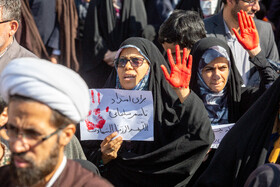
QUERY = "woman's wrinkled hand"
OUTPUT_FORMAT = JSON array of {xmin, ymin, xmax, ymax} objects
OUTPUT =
[{"xmin": 100, "ymin": 132, "xmax": 123, "ymax": 164}]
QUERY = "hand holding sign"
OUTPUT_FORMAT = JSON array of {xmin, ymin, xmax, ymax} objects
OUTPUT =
[
  {"xmin": 101, "ymin": 132, "xmax": 123, "ymax": 164},
  {"xmin": 80, "ymin": 89, "xmax": 154, "ymax": 141}
]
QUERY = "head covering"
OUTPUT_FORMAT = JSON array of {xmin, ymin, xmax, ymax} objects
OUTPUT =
[
  {"xmin": 190, "ymin": 37, "xmax": 243, "ymax": 123},
  {"xmin": 114, "ymin": 45, "xmax": 151, "ymax": 90},
  {"xmin": 244, "ymin": 163, "xmax": 280, "ymax": 187},
  {"xmin": 196, "ymin": 45, "xmax": 230, "ymax": 125},
  {"xmin": 105, "ymin": 37, "xmax": 180, "ymax": 118},
  {"xmin": 194, "ymin": 76, "xmax": 280, "ymax": 187},
  {"xmin": 83, "ymin": 37, "xmax": 213, "ymax": 186},
  {"xmin": 81, "ymin": 0, "xmax": 148, "ymax": 88},
  {"xmin": 0, "ymin": 57, "xmax": 90, "ymax": 123}
]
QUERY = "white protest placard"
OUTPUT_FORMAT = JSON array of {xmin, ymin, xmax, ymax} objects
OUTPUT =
[
  {"xmin": 80, "ymin": 89, "xmax": 154, "ymax": 141},
  {"xmin": 211, "ymin": 123, "xmax": 235, "ymax": 149}
]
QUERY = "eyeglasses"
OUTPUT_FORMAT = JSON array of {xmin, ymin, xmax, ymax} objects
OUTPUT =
[
  {"xmin": 1, "ymin": 124, "xmax": 63, "ymax": 146},
  {"xmin": 115, "ymin": 57, "xmax": 146, "ymax": 68},
  {"xmin": 241, "ymin": 0, "xmax": 261, "ymax": 6},
  {"xmin": 0, "ymin": 20, "xmax": 12, "ymax": 24}
]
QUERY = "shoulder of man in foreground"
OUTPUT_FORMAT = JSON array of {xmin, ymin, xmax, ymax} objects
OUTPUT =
[
  {"xmin": 52, "ymin": 159, "xmax": 113, "ymax": 187},
  {"xmin": 0, "ymin": 160, "xmax": 113, "ymax": 187}
]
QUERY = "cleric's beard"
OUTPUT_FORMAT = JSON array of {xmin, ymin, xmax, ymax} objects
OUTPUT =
[{"xmin": 10, "ymin": 143, "xmax": 59, "ymax": 186}]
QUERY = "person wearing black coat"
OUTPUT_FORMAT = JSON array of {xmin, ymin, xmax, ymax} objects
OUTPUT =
[
  {"xmin": 80, "ymin": 37, "xmax": 214, "ymax": 186},
  {"xmin": 190, "ymin": 37, "xmax": 278, "ymax": 125},
  {"xmin": 194, "ymin": 75, "xmax": 280, "ymax": 187},
  {"xmin": 81, "ymin": 0, "xmax": 148, "ymax": 88}
]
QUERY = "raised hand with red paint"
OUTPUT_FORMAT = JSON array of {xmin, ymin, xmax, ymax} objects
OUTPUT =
[
  {"xmin": 232, "ymin": 10, "xmax": 261, "ymax": 56},
  {"xmin": 161, "ymin": 45, "xmax": 192, "ymax": 103}
]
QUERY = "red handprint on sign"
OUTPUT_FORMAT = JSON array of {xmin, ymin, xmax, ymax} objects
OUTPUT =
[{"xmin": 85, "ymin": 90, "xmax": 109, "ymax": 130}]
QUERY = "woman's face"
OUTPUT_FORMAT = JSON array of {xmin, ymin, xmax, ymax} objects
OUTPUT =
[
  {"xmin": 117, "ymin": 47, "xmax": 150, "ymax": 90},
  {"xmin": 201, "ymin": 57, "xmax": 229, "ymax": 93}
]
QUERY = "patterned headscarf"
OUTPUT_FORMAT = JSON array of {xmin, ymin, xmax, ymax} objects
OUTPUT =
[
  {"xmin": 197, "ymin": 46, "xmax": 230, "ymax": 125},
  {"xmin": 114, "ymin": 45, "xmax": 151, "ymax": 90}
]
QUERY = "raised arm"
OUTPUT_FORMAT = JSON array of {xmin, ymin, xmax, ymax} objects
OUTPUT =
[
  {"xmin": 161, "ymin": 45, "xmax": 192, "ymax": 103},
  {"xmin": 233, "ymin": 10, "xmax": 278, "ymax": 88},
  {"xmin": 232, "ymin": 10, "xmax": 260, "ymax": 57}
]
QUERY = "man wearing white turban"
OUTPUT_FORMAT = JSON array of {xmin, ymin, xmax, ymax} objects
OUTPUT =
[{"xmin": 0, "ymin": 58, "xmax": 112, "ymax": 186}]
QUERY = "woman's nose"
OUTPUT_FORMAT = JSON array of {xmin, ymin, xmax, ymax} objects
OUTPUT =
[
  {"xmin": 124, "ymin": 60, "xmax": 133, "ymax": 70},
  {"xmin": 212, "ymin": 70, "xmax": 221, "ymax": 80}
]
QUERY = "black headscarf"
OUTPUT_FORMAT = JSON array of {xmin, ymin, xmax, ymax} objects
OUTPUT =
[
  {"xmin": 190, "ymin": 37, "xmax": 243, "ymax": 123},
  {"xmin": 194, "ymin": 76, "xmax": 280, "ymax": 187},
  {"xmin": 82, "ymin": 37, "xmax": 214, "ymax": 186},
  {"xmin": 81, "ymin": 0, "xmax": 148, "ymax": 88}
]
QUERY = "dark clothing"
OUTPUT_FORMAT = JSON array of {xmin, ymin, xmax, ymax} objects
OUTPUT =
[
  {"xmin": 190, "ymin": 37, "xmax": 278, "ymax": 124},
  {"xmin": 74, "ymin": 159, "xmax": 100, "ymax": 175},
  {"xmin": 244, "ymin": 163, "xmax": 280, "ymax": 187},
  {"xmin": 194, "ymin": 76, "xmax": 280, "ymax": 187},
  {"xmin": 143, "ymin": 0, "xmax": 176, "ymax": 51},
  {"xmin": 0, "ymin": 39, "xmax": 37, "ymax": 74},
  {"xmin": 267, "ymin": 0, "xmax": 280, "ymax": 54},
  {"xmin": 144, "ymin": 0, "xmax": 174, "ymax": 27},
  {"xmin": 16, "ymin": 0, "xmax": 50, "ymax": 60},
  {"xmin": 189, "ymin": 37, "xmax": 277, "ymax": 186},
  {"xmin": 81, "ymin": 0, "xmax": 148, "ymax": 88},
  {"xmin": 75, "ymin": 0, "xmax": 89, "ymax": 39},
  {"xmin": 29, "ymin": 0, "xmax": 59, "ymax": 50},
  {"xmin": 18, "ymin": 0, "xmax": 79, "ymax": 71},
  {"xmin": 0, "ymin": 159, "xmax": 112, "ymax": 186},
  {"xmin": 81, "ymin": 37, "xmax": 214, "ymax": 186},
  {"xmin": 176, "ymin": 0, "xmax": 223, "ymax": 18},
  {"xmin": 56, "ymin": 0, "xmax": 79, "ymax": 71}
]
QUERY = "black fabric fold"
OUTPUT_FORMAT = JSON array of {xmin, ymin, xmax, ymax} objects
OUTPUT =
[
  {"xmin": 190, "ymin": 37, "xmax": 278, "ymax": 123},
  {"xmin": 194, "ymin": 76, "xmax": 280, "ymax": 187},
  {"xmin": 81, "ymin": 0, "xmax": 148, "ymax": 88},
  {"xmin": 81, "ymin": 37, "xmax": 214, "ymax": 186}
]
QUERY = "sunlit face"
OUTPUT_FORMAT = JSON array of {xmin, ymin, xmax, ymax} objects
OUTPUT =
[
  {"xmin": 0, "ymin": 7, "xmax": 14, "ymax": 51},
  {"xmin": 117, "ymin": 47, "xmax": 150, "ymax": 90},
  {"xmin": 231, "ymin": 0, "xmax": 260, "ymax": 21},
  {"xmin": 201, "ymin": 57, "xmax": 229, "ymax": 92},
  {"xmin": 7, "ymin": 100, "xmax": 60, "ymax": 186}
]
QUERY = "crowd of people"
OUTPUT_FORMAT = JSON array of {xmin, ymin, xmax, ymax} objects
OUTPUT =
[{"xmin": 0, "ymin": 0, "xmax": 279, "ymax": 186}]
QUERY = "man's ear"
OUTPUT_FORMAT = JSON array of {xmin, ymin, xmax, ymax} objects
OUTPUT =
[
  {"xmin": 228, "ymin": 0, "xmax": 235, "ymax": 5},
  {"xmin": 9, "ymin": 20, "xmax": 18, "ymax": 37},
  {"xmin": 59, "ymin": 124, "xmax": 76, "ymax": 146}
]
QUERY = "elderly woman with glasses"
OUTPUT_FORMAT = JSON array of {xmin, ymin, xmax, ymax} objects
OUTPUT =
[{"xmin": 81, "ymin": 37, "xmax": 214, "ymax": 186}]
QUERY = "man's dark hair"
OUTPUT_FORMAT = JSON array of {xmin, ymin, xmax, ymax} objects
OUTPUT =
[
  {"xmin": 9, "ymin": 95, "xmax": 75, "ymax": 129},
  {"xmin": 222, "ymin": 0, "xmax": 239, "ymax": 5},
  {"xmin": 0, "ymin": 95, "xmax": 7, "ymax": 114},
  {"xmin": 158, "ymin": 10, "xmax": 206, "ymax": 49},
  {"xmin": 0, "ymin": 0, "xmax": 21, "ymax": 23}
]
